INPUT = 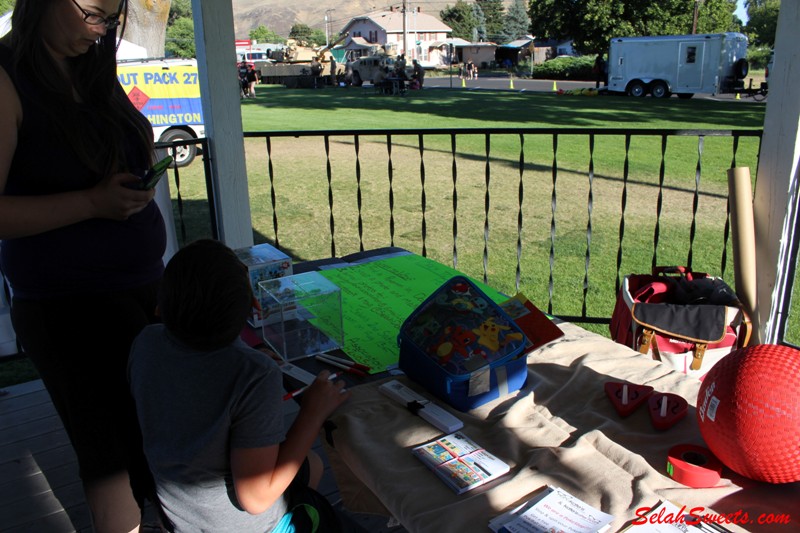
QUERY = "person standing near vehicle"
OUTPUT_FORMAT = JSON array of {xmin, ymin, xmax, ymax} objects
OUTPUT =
[
  {"xmin": 330, "ymin": 57, "xmax": 338, "ymax": 87},
  {"xmin": 593, "ymin": 53, "xmax": 607, "ymax": 88},
  {"xmin": 246, "ymin": 64, "xmax": 258, "ymax": 98},
  {"xmin": 412, "ymin": 59, "xmax": 425, "ymax": 88},
  {"xmin": 239, "ymin": 60, "xmax": 250, "ymax": 97},
  {"xmin": 310, "ymin": 57, "xmax": 323, "ymax": 88},
  {"xmin": 0, "ymin": 1, "xmax": 166, "ymax": 531}
]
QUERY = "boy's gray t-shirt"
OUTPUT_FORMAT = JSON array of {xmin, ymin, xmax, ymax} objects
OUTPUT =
[{"xmin": 129, "ymin": 324, "xmax": 287, "ymax": 532}]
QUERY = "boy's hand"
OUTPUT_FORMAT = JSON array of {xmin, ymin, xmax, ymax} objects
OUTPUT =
[{"xmin": 301, "ymin": 370, "xmax": 351, "ymax": 423}]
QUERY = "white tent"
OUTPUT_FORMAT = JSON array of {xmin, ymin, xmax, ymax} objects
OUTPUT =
[
  {"xmin": 0, "ymin": 11, "xmax": 12, "ymax": 38},
  {"xmin": 116, "ymin": 39, "xmax": 148, "ymax": 61}
]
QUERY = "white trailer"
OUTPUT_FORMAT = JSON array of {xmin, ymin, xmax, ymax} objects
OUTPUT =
[{"xmin": 606, "ymin": 33, "xmax": 750, "ymax": 98}]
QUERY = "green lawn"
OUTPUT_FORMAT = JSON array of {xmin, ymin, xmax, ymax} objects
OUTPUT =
[
  {"xmin": 242, "ymin": 85, "xmax": 765, "ymax": 131},
  {"xmin": 174, "ymin": 88, "xmax": 769, "ymax": 335}
]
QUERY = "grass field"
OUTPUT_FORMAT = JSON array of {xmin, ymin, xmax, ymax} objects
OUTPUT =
[{"xmin": 176, "ymin": 88, "xmax": 769, "ymax": 327}]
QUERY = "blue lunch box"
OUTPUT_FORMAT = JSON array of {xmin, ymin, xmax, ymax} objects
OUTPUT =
[{"xmin": 397, "ymin": 276, "xmax": 528, "ymax": 412}]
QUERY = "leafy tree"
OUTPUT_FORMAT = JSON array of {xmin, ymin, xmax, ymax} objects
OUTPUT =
[
  {"xmin": 440, "ymin": 0, "xmax": 477, "ymax": 41},
  {"xmin": 289, "ymin": 23, "xmax": 314, "ymax": 43},
  {"xmin": 472, "ymin": 3, "xmax": 488, "ymax": 42},
  {"xmin": 165, "ymin": 16, "xmax": 194, "ymax": 58},
  {"xmin": 310, "ymin": 28, "xmax": 327, "ymax": 47},
  {"xmin": 529, "ymin": 0, "xmax": 737, "ymax": 54},
  {"xmin": 476, "ymin": 0, "xmax": 505, "ymax": 42},
  {"xmin": 502, "ymin": 0, "xmax": 531, "ymax": 43},
  {"xmin": 250, "ymin": 25, "xmax": 285, "ymax": 45},
  {"xmin": 168, "ymin": 0, "xmax": 192, "ymax": 23},
  {"xmin": 746, "ymin": 0, "xmax": 780, "ymax": 47},
  {"xmin": 0, "ymin": 0, "xmax": 15, "ymax": 16}
]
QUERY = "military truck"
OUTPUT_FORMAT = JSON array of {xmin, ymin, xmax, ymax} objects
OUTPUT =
[
  {"xmin": 258, "ymin": 33, "xmax": 347, "ymax": 88},
  {"xmin": 346, "ymin": 46, "xmax": 411, "ymax": 86}
]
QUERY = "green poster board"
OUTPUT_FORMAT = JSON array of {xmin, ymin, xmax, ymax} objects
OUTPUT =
[{"xmin": 319, "ymin": 254, "xmax": 505, "ymax": 372}]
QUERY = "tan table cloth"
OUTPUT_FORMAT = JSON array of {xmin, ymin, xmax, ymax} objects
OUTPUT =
[{"xmin": 323, "ymin": 321, "xmax": 799, "ymax": 532}]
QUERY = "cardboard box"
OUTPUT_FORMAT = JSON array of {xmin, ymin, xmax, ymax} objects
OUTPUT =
[
  {"xmin": 259, "ymin": 271, "xmax": 343, "ymax": 361},
  {"xmin": 234, "ymin": 243, "xmax": 293, "ymax": 327}
]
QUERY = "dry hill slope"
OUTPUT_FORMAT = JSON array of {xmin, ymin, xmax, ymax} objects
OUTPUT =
[{"xmin": 232, "ymin": 0, "xmax": 471, "ymax": 41}]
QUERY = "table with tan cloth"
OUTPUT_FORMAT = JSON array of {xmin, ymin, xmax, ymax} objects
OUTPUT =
[{"xmin": 322, "ymin": 320, "xmax": 799, "ymax": 532}]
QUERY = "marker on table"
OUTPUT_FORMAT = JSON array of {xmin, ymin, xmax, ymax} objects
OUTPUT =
[
  {"xmin": 283, "ymin": 371, "xmax": 342, "ymax": 401},
  {"xmin": 315, "ymin": 354, "xmax": 368, "ymax": 377},
  {"xmin": 315, "ymin": 353, "xmax": 371, "ymax": 372}
]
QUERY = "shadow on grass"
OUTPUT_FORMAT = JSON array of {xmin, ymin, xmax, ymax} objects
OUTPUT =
[{"xmin": 243, "ymin": 87, "xmax": 766, "ymax": 130}]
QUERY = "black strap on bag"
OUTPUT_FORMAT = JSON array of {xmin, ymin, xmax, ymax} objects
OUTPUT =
[{"xmin": 630, "ymin": 266, "xmax": 751, "ymax": 371}]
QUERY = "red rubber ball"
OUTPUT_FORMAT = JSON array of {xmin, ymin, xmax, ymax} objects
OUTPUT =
[{"xmin": 696, "ymin": 344, "xmax": 800, "ymax": 483}]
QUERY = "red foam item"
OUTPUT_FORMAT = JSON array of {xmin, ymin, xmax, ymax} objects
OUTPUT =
[
  {"xmin": 697, "ymin": 344, "xmax": 800, "ymax": 483},
  {"xmin": 648, "ymin": 393, "xmax": 688, "ymax": 430},
  {"xmin": 605, "ymin": 381, "xmax": 653, "ymax": 417},
  {"xmin": 666, "ymin": 444, "xmax": 723, "ymax": 488}
]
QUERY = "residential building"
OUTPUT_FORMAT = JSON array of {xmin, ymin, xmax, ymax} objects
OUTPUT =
[{"xmin": 338, "ymin": 7, "xmax": 451, "ymax": 66}]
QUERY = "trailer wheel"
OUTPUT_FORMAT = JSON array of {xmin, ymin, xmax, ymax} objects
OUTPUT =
[
  {"xmin": 352, "ymin": 71, "xmax": 363, "ymax": 87},
  {"xmin": 650, "ymin": 80, "xmax": 671, "ymax": 99},
  {"xmin": 734, "ymin": 58, "xmax": 749, "ymax": 79},
  {"xmin": 158, "ymin": 129, "xmax": 197, "ymax": 168},
  {"xmin": 627, "ymin": 80, "xmax": 647, "ymax": 97}
]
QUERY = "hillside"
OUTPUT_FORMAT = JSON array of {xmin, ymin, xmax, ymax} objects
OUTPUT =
[{"xmin": 232, "ymin": 0, "xmax": 460, "ymax": 41}]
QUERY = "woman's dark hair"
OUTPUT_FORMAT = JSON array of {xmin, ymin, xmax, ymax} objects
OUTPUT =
[
  {"xmin": 7, "ymin": 0, "xmax": 154, "ymax": 177},
  {"xmin": 159, "ymin": 240, "xmax": 253, "ymax": 351}
]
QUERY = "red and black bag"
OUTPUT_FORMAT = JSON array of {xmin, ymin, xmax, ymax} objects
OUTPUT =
[{"xmin": 610, "ymin": 266, "xmax": 751, "ymax": 378}]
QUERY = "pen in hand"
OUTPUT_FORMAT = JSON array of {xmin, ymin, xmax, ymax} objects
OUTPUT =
[
  {"xmin": 283, "ymin": 371, "xmax": 342, "ymax": 401},
  {"xmin": 315, "ymin": 354, "xmax": 369, "ymax": 377}
]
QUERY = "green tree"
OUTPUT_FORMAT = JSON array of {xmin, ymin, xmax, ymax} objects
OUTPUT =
[
  {"xmin": 502, "ymin": 0, "xmax": 531, "ymax": 43},
  {"xmin": 0, "ymin": 0, "xmax": 15, "ymax": 16},
  {"xmin": 746, "ymin": 0, "xmax": 780, "ymax": 47},
  {"xmin": 310, "ymin": 28, "xmax": 327, "ymax": 47},
  {"xmin": 289, "ymin": 23, "xmax": 314, "ymax": 43},
  {"xmin": 165, "ymin": 16, "xmax": 195, "ymax": 58},
  {"xmin": 440, "ymin": 0, "xmax": 477, "ymax": 41},
  {"xmin": 529, "ymin": 0, "xmax": 737, "ymax": 54},
  {"xmin": 168, "ymin": 0, "xmax": 192, "ymax": 23},
  {"xmin": 472, "ymin": 3, "xmax": 488, "ymax": 42},
  {"xmin": 477, "ymin": 0, "xmax": 505, "ymax": 41},
  {"xmin": 250, "ymin": 25, "xmax": 285, "ymax": 45}
]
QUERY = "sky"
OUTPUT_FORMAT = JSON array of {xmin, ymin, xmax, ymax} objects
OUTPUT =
[{"xmin": 736, "ymin": 0, "xmax": 749, "ymax": 23}]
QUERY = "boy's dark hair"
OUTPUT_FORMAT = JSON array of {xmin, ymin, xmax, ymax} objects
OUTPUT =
[{"xmin": 159, "ymin": 239, "xmax": 252, "ymax": 351}]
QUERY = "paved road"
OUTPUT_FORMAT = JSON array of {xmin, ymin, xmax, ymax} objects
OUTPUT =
[
  {"xmin": 418, "ymin": 74, "xmax": 764, "ymax": 102},
  {"xmin": 422, "ymin": 75, "xmax": 595, "ymax": 93}
]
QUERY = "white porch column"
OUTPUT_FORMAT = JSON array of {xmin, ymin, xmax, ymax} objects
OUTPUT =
[
  {"xmin": 753, "ymin": 1, "xmax": 800, "ymax": 343},
  {"xmin": 191, "ymin": 0, "xmax": 254, "ymax": 249}
]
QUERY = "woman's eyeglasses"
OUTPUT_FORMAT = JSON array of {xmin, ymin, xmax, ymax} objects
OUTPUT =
[{"xmin": 69, "ymin": 0, "xmax": 122, "ymax": 29}]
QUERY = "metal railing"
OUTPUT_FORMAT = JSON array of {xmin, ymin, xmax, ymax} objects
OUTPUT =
[{"xmin": 172, "ymin": 128, "xmax": 765, "ymax": 328}]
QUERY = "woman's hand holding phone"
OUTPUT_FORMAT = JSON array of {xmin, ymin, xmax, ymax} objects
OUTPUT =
[{"xmin": 125, "ymin": 156, "xmax": 173, "ymax": 190}]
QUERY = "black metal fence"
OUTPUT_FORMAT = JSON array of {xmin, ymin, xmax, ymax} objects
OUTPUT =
[{"xmin": 169, "ymin": 128, "xmax": 764, "ymax": 328}]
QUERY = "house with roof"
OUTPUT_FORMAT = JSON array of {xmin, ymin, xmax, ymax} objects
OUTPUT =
[{"xmin": 338, "ymin": 7, "xmax": 452, "ymax": 67}]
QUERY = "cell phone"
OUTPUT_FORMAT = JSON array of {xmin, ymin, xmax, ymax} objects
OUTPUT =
[
  {"xmin": 140, "ymin": 156, "xmax": 173, "ymax": 190},
  {"xmin": 127, "ymin": 156, "xmax": 173, "ymax": 190}
]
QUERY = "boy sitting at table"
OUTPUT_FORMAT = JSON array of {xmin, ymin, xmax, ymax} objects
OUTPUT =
[{"xmin": 128, "ymin": 239, "xmax": 349, "ymax": 532}]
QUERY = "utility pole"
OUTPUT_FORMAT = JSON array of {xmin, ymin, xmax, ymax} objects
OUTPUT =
[
  {"xmin": 325, "ymin": 9, "xmax": 336, "ymax": 46},
  {"xmin": 402, "ymin": 0, "xmax": 408, "ymax": 57},
  {"xmin": 691, "ymin": 0, "xmax": 704, "ymax": 34}
]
